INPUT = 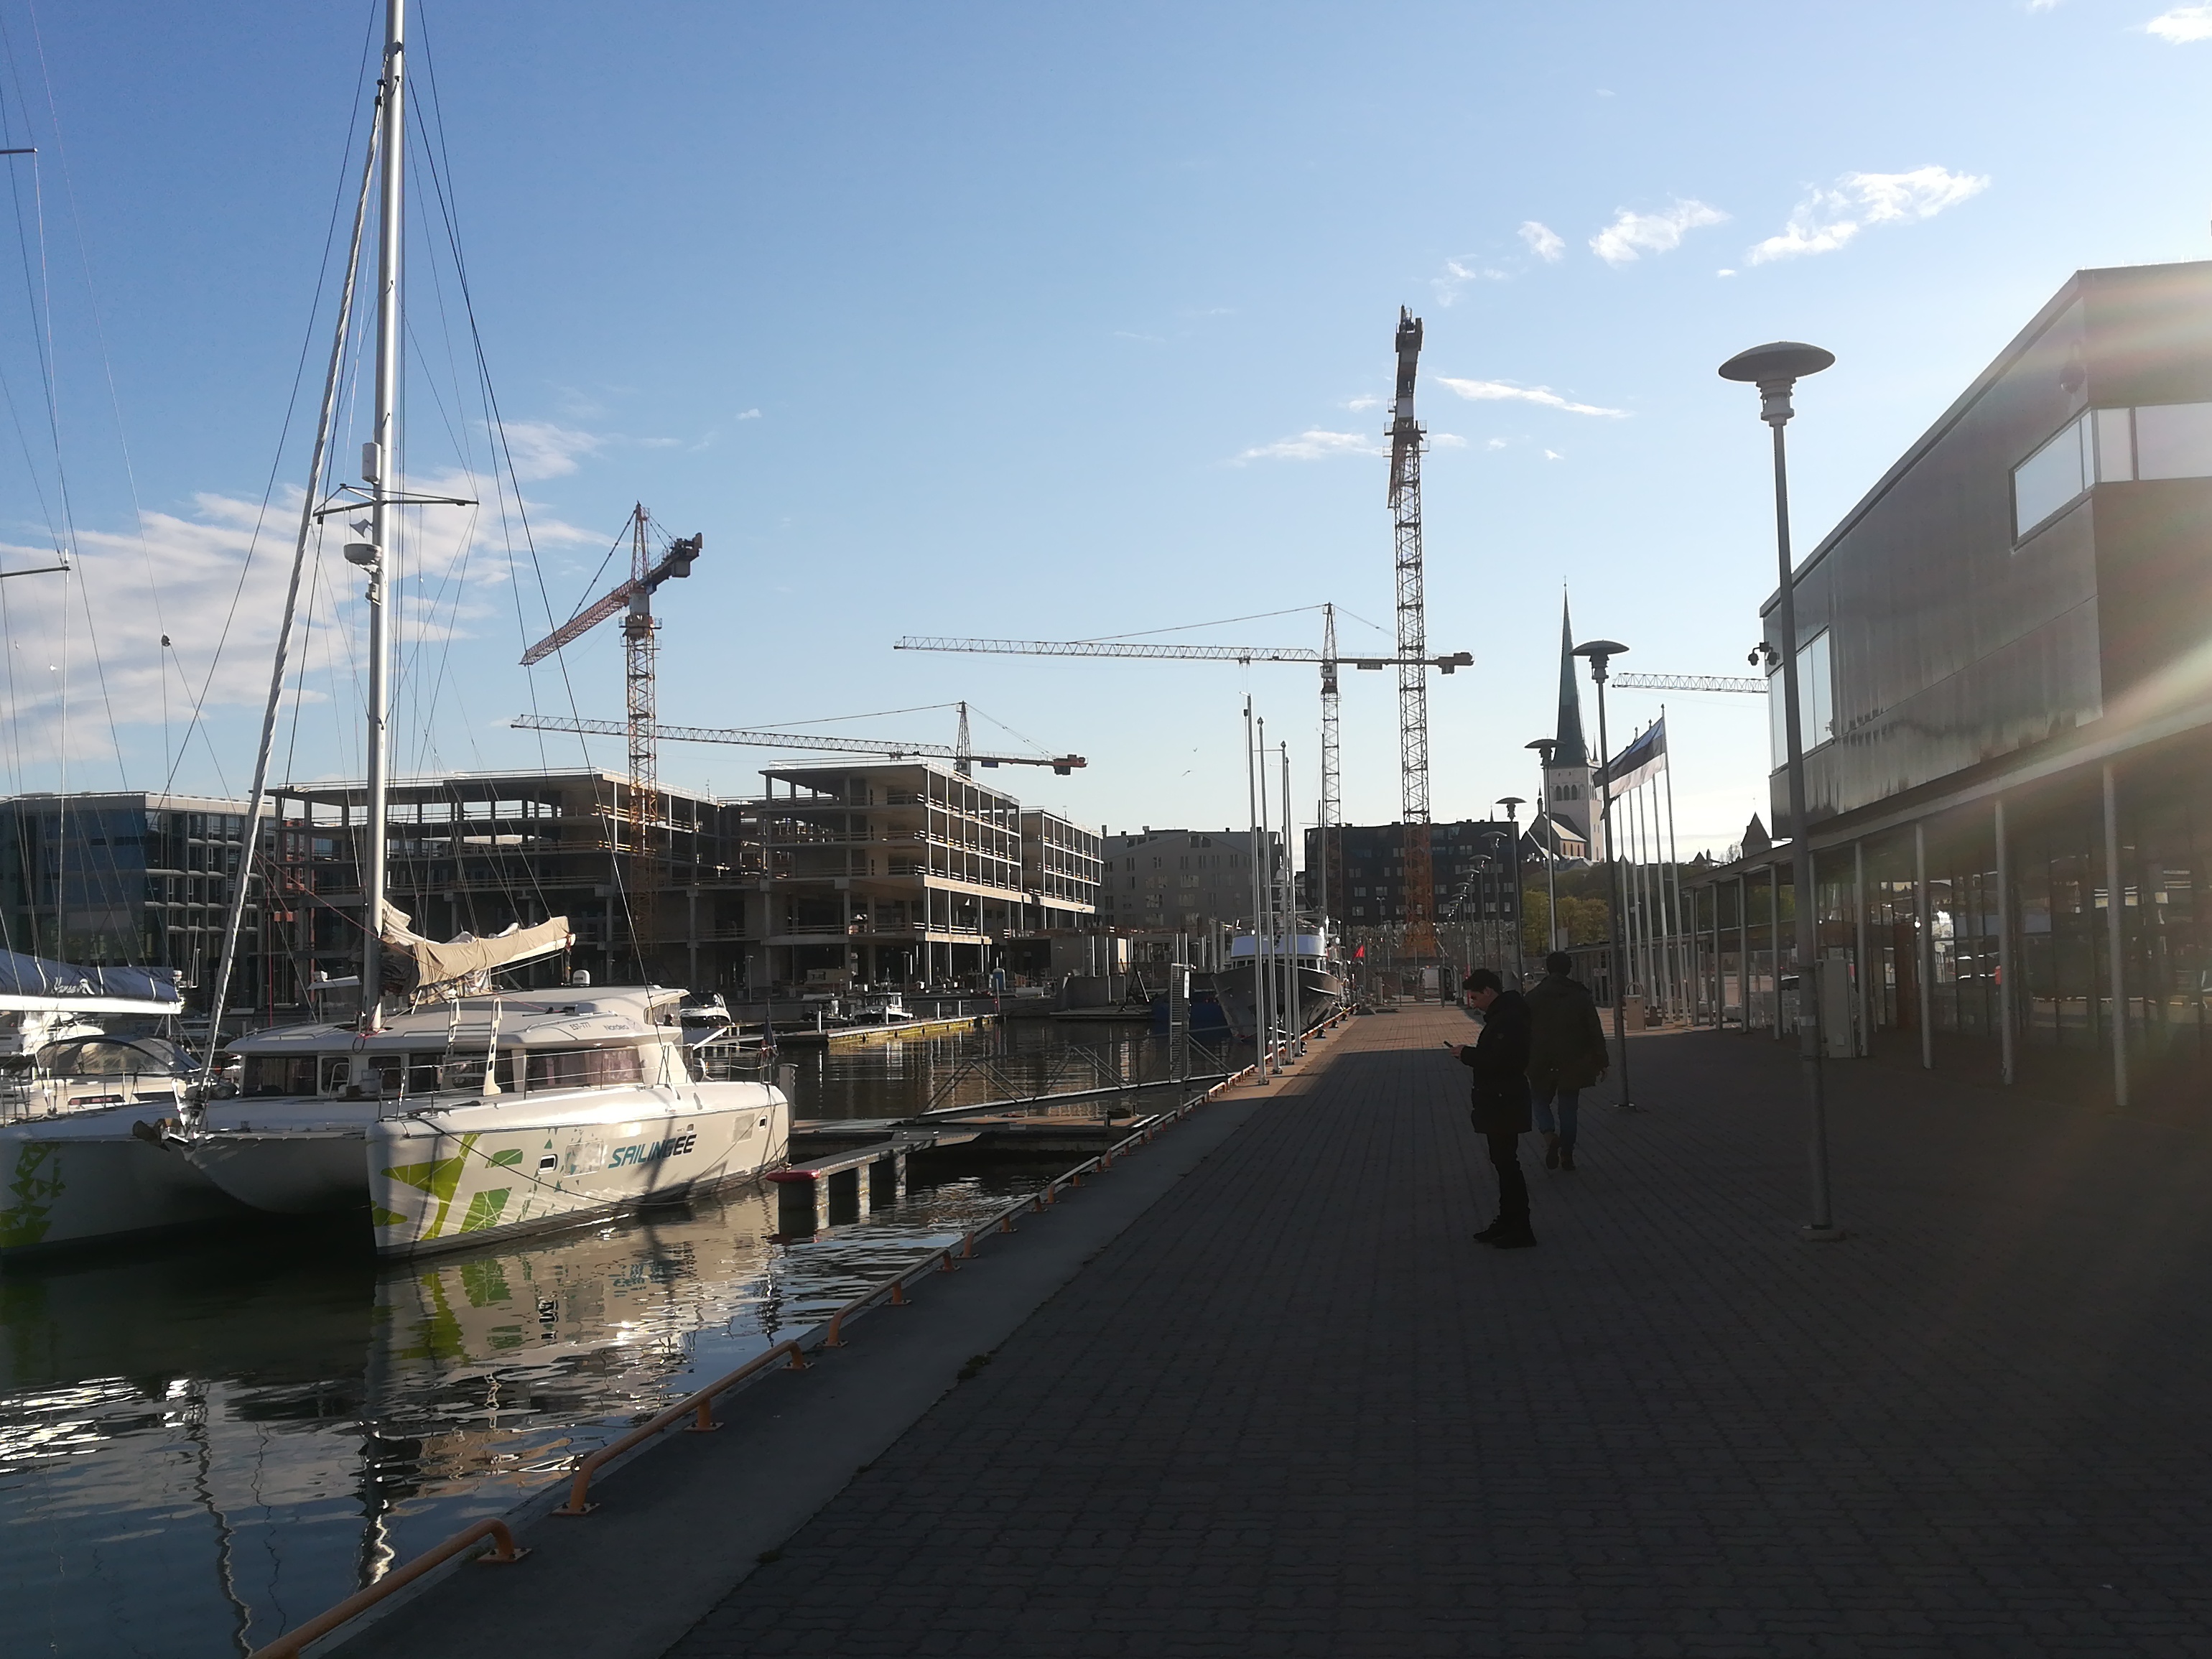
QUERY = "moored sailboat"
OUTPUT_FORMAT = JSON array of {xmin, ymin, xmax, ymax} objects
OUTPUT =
[{"xmin": 173, "ymin": 0, "xmax": 790, "ymax": 1256}]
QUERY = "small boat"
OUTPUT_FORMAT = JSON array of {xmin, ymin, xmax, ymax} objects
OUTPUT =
[
  {"xmin": 1213, "ymin": 921, "xmax": 1349, "ymax": 1038},
  {"xmin": 848, "ymin": 991, "xmax": 914, "ymax": 1026}
]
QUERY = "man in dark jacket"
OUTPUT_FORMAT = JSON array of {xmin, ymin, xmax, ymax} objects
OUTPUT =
[
  {"xmin": 1524, "ymin": 951, "xmax": 1609, "ymax": 1171},
  {"xmin": 1446, "ymin": 967, "xmax": 1535, "ymax": 1249}
]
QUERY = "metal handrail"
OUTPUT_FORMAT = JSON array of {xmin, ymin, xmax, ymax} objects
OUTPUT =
[
  {"xmin": 243, "ymin": 1518, "xmax": 526, "ymax": 1659},
  {"xmin": 556, "ymin": 1339, "xmax": 809, "ymax": 1515}
]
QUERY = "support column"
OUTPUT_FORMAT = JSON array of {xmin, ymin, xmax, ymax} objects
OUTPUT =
[
  {"xmin": 1737, "ymin": 874, "xmax": 1749, "ymax": 1031},
  {"xmin": 2104, "ymin": 763, "xmax": 2128, "ymax": 1110},
  {"xmin": 1768, "ymin": 867, "xmax": 1783, "ymax": 1041},
  {"xmin": 1709, "ymin": 884, "xmax": 1721, "ymax": 1027},
  {"xmin": 1915, "ymin": 821, "xmax": 1934, "ymax": 1070},
  {"xmin": 1853, "ymin": 840, "xmax": 1869, "ymax": 1057},
  {"xmin": 1995, "ymin": 796, "xmax": 2014, "ymax": 1088}
]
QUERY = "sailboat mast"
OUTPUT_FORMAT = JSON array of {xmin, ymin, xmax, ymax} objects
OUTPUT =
[{"xmin": 359, "ymin": 0, "xmax": 406, "ymax": 1032}]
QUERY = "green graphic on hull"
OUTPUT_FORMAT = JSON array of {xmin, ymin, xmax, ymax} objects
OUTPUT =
[
  {"xmin": 1, "ymin": 1142, "xmax": 63, "ymax": 1248},
  {"xmin": 382, "ymin": 1132, "xmax": 480, "ymax": 1240},
  {"xmin": 459, "ymin": 1187, "xmax": 511, "ymax": 1233}
]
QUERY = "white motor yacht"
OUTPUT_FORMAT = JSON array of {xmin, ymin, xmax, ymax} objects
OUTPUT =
[{"xmin": 1, "ymin": 963, "xmax": 243, "ymax": 1253}]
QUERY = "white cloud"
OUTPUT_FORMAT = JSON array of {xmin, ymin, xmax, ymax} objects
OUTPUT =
[
  {"xmin": 2146, "ymin": 4, "xmax": 2212, "ymax": 39},
  {"xmin": 1485, "ymin": 437, "xmax": 1507, "ymax": 451},
  {"xmin": 498, "ymin": 420, "xmax": 603, "ymax": 481},
  {"xmin": 1345, "ymin": 394, "xmax": 1380, "ymax": 412},
  {"xmin": 1543, "ymin": 450, "xmax": 1564, "ymax": 461},
  {"xmin": 1589, "ymin": 199, "xmax": 1729, "ymax": 265},
  {"xmin": 1436, "ymin": 377, "xmax": 1627, "ymax": 418},
  {"xmin": 2027, "ymin": 0, "xmax": 2063, "ymax": 11},
  {"xmin": 736, "ymin": 408, "xmax": 763, "ymax": 419},
  {"xmin": 0, "ymin": 425, "xmax": 618, "ymax": 771},
  {"xmin": 1431, "ymin": 432, "xmax": 1469, "ymax": 449},
  {"xmin": 1234, "ymin": 429, "xmax": 1387, "ymax": 463},
  {"xmin": 1749, "ymin": 165, "xmax": 1989, "ymax": 263},
  {"xmin": 1518, "ymin": 221, "xmax": 1565, "ymax": 262},
  {"xmin": 1432, "ymin": 258, "xmax": 1507, "ymax": 306},
  {"xmin": 1717, "ymin": 268, "xmax": 1737, "ymax": 277}
]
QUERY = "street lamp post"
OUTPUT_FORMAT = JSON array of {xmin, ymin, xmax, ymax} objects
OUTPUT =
[
  {"xmin": 1525, "ymin": 739, "xmax": 1562, "ymax": 953},
  {"xmin": 1498, "ymin": 797, "xmax": 1525, "ymax": 982},
  {"xmin": 1573, "ymin": 638, "xmax": 1635, "ymax": 1112},
  {"xmin": 1719, "ymin": 339, "xmax": 1842, "ymax": 1242}
]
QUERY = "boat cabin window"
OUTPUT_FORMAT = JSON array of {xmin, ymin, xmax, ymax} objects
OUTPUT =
[
  {"xmin": 526, "ymin": 1046, "xmax": 645, "ymax": 1091},
  {"xmin": 435, "ymin": 1051, "xmax": 521, "ymax": 1093},
  {"xmin": 39, "ymin": 1037, "xmax": 186, "ymax": 1077},
  {"xmin": 243, "ymin": 1054, "xmax": 320, "ymax": 1097}
]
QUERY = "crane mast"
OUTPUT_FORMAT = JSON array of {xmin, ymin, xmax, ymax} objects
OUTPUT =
[
  {"xmin": 623, "ymin": 506, "xmax": 660, "ymax": 971},
  {"xmin": 1389, "ymin": 308, "xmax": 1438, "ymax": 959},
  {"xmin": 1319, "ymin": 603, "xmax": 1342, "ymax": 929},
  {"xmin": 519, "ymin": 503, "xmax": 700, "ymax": 980}
]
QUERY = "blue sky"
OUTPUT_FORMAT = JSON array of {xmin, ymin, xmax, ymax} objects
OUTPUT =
[{"xmin": 0, "ymin": 0, "xmax": 2207, "ymax": 857}]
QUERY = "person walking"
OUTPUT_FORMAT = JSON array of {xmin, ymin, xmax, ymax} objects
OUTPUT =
[
  {"xmin": 1447, "ymin": 967, "xmax": 1535, "ymax": 1249},
  {"xmin": 1525, "ymin": 950, "xmax": 1609, "ymax": 1172}
]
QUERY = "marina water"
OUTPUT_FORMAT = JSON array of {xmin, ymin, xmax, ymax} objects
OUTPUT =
[{"xmin": 1, "ymin": 1021, "xmax": 1202, "ymax": 1658}]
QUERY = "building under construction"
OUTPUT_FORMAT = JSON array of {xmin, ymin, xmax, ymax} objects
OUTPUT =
[
  {"xmin": 260, "ymin": 770, "xmax": 759, "ymax": 1012},
  {"xmin": 754, "ymin": 761, "xmax": 1098, "ymax": 988}
]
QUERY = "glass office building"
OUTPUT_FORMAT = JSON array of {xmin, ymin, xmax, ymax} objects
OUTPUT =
[{"xmin": 1690, "ymin": 259, "xmax": 2212, "ymax": 1109}]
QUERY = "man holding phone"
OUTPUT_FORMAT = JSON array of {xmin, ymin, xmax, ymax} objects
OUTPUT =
[{"xmin": 1446, "ymin": 967, "xmax": 1536, "ymax": 1249}]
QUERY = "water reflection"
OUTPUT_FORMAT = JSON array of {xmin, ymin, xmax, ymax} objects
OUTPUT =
[{"xmin": 0, "ymin": 1020, "xmax": 1181, "ymax": 1658}]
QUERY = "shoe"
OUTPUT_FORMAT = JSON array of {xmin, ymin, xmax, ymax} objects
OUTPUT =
[
  {"xmin": 1473, "ymin": 1218, "xmax": 1507, "ymax": 1242},
  {"xmin": 1558, "ymin": 1148, "xmax": 1576, "ymax": 1171},
  {"xmin": 1542, "ymin": 1133, "xmax": 1560, "ymax": 1170},
  {"xmin": 1489, "ymin": 1224, "xmax": 1538, "ymax": 1250}
]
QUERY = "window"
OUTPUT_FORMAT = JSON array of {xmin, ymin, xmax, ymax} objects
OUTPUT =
[
  {"xmin": 526, "ymin": 1046, "xmax": 644, "ymax": 1091},
  {"xmin": 1766, "ymin": 628, "xmax": 1834, "ymax": 767},
  {"xmin": 2013, "ymin": 413, "xmax": 2089, "ymax": 540},
  {"xmin": 2014, "ymin": 402, "xmax": 2212, "ymax": 544},
  {"xmin": 2134, "ymin": 401, "xmax": 2212, "ymax": 480}
]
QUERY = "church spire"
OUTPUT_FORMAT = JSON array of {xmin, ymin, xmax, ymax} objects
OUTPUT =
[{"xmin": 1553, "ymin": 592, "xmax": 1589, "ymax": 768}]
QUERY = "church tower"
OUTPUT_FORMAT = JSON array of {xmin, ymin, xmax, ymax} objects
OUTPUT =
[{"xmin": 1542, "ymin": 595, "xmax": 1602, "ymax": 861}]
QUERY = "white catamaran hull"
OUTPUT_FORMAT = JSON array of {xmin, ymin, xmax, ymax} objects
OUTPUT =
[
  {"xmin": 366, "ymin": 1080, "xmax": 789, "ymax": 1255},
  {"xmin": 1, "ymin": 1108, "xmax": 248, "ymax": 1251},
  {"xmin": 183, "ymin": 1119, "xmax": 374, "ymax": 1215}
]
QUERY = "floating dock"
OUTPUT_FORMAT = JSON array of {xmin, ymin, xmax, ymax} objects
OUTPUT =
[{"xmin": 774, "ymin": 1011, "xmax": 998, "ymax": 1049}]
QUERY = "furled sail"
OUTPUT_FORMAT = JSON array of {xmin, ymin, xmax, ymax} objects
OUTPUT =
[
  {"xmin": 0, "ymin": 949, "xmax": 182, "ymax": 1005},
  {"xmin": 378, "ymin": 907, "xmax": 573, "ymax": 993}
]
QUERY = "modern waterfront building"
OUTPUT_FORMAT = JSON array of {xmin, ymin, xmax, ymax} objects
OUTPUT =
[
  {"xmin": 1307, "ymin": 819, "xmax": 1525, "ymax": 935},
  {"xmin": 0, "ymin": 792, "xmax": 256, "ymax": 1003},
  {"xmin": 1095, "ymin": 828, "xmax": 1275, "ymax": 934},
  {"xmin": 1687, "ymin": 259, "xmax": 2212, "ymax": 1110}
]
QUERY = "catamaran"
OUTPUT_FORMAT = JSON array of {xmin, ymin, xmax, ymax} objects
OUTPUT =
[
  {"xmin": 172, "ymin": 0, "xmax": 789, "ymax": 1256},
  {"xmin": 0, "ymin": 952, "xmax": 243, "ymax": 1251}
]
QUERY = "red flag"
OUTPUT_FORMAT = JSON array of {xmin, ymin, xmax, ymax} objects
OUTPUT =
[{"xmin": 1354, "ymin": 944, "xmax": 1365, "ymax": 959}]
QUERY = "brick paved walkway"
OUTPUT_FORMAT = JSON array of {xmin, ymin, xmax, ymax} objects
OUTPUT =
[{"xmin": 666, "ymin": 1007, "xmax": 2212, "ymax": 1658}]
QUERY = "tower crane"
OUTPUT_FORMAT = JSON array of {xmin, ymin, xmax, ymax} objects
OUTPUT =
[
  {"xmin": 519, "ymin": 504, "xmax": 700, "ymax": 974},
  {"xmin": 1388, "ymin": 307, "xmax": 1439, "ymax": 961},
  {"xmin": 893, "ymin": 613, "xmax": 1470, "ymax": 927},
  {"xmin": 1610, "ymin": 673, "xmax": 1767, "ymax": 693},
  {"xmin": 512, "ymin": 712, "xmax": 1084, "ymax": 772}
]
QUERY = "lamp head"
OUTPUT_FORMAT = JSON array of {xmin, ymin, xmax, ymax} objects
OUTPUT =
[
  {"xmin": 1497, "ymin": 796, "xmax": 1525, "ymax": 819},
  {"xmin": 1573, "ymin": 638, "xmax": 1628, "ymax": 682},
  {"xmin": 1718, "ymin": 341, "xmax": 1834, "ymax": 427}
]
